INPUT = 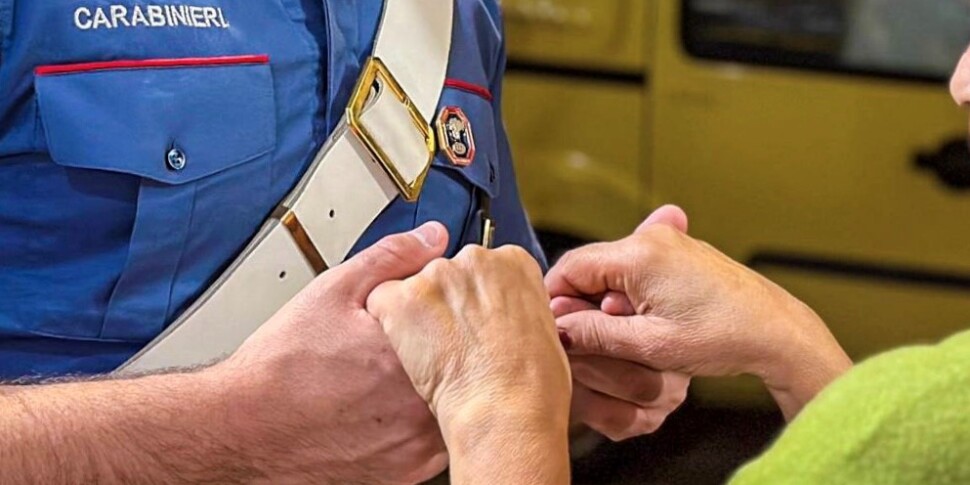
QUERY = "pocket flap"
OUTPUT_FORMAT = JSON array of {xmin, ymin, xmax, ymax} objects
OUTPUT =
[{"xmin": 35, "ymin": 55, "xmax": 277, "ymax": 185}]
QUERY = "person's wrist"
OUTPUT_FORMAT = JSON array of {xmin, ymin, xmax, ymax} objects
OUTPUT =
[
  {"xmin": 198, "ymin": 359, "xmax": 303, "ymax": 480},
  {"xmin": 755, "ymin": 291, "xmax": 852, "ymax": 419},
  {"xmin": 439, "ymin": 391, "xmax": 571, "ymax": 481},
  {"xmin": 435, "ymin": 382, "xmax": 571, "ymax": 445}
]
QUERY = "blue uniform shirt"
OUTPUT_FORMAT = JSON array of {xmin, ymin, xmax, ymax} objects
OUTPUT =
[{"xmin": 0, "ymin": 1, "xmax": 544, "ymax": 379}]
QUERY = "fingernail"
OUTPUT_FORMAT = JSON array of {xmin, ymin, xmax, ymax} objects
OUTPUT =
[
  {"xmin": 414, "ymin": 222, "xmax": 442, "ymax": 248},
  {"xmin": 558, "ymin": 330, "xmax": 573, "ymax": 351}
]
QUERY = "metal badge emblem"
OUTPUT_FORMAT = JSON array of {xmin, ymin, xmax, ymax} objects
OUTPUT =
[{"xmin": 436, "ymin": 107, "xmax": 476, "ymax": 167}]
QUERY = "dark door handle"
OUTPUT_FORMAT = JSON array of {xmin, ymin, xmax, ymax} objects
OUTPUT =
[{"xmin": 915, "ymin": 139, "xmax": 970, "ymax": 190}]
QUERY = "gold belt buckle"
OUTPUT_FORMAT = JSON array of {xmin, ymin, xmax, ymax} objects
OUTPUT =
[{"xmin": 347, "ymin": 57, "xmax": 436, "ymax": 202}]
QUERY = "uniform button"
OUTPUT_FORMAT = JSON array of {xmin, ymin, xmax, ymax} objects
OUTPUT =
[{"xmin": 166, "ymin": 148, "xmax": 187, "ymax": 171}]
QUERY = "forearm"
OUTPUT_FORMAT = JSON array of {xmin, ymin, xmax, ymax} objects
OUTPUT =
[
  {"xmin": 442, "ymin": 402, "xmax": 571, "ymax": 485},
  {"xmin": 0, "ymin": 370, "xmax": 262, "ymax": 484},
  {"xmin": 760, "ymin": 299, "xmax": 853, "ymax": 421}
]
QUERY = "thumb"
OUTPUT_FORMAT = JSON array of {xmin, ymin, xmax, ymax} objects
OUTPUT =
[
  {"xmin": 635, "ymin": 204, "xmax": 689, "ymax": 234},
  {"xmin": 557, "ymin": 310, "xmax": 675, "ymax": 370},
  {"xmin": 366, "ymin": 280, "xmax": 405, "ymax": 330},
  {"xmin": 601, "ymin": 291, "xmax": 636, "ymax": 316},
  {"xmin": 332, "ymin": 221, "xmax": 449, "ymax": 302},
  {"xmin": 550, "ymin": 296, "xmax": 598, "ymax": 318}
]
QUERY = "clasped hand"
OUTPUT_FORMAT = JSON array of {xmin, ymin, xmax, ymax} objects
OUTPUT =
[
  {"xmin": 366, "ymin": 208, "xmax": 702, "ymax": 448},
  {"xmin": 367, "ymin": 205, "xmax": 852, "ymax": 460}
]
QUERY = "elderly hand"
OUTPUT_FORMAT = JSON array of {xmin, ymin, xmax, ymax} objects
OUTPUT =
[
  {"xmin": 551, "ymin": 207, "xmax": 691, "ymax": 442},
  {"xmin": 546, "ymin": 206, "xmax": 852, "ymax": 420},
  {"xmin": 367, "ymin": 245, "xmax": 571, "ymax": 484}
]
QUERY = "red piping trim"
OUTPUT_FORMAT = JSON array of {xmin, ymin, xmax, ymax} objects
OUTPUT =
[
  {"xmin": 444, "ymin": 79, "xmax": 493, "ymax": 101},
  {"xmin": 35, "ymin": 55, "xmax": 270, "ymax": 77}
]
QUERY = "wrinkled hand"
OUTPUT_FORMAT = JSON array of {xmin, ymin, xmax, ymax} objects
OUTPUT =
[
  {"xmin": 367, "ymin": 245, "xmax": 572, "ymax": 484},
  {"xmin": 553, "ymin": 297, "xmax": 690, "ymax": 442},
  {"xmin": 546, "ymin": 206, "xmax": 851, "ymax": 420},
  {"xmin": 213, "ymin": 223, "xmax": 451, "ymax": 484},
  {"xmin": 367, "ymin": 245, "xmax": 570, "ymax": 430},
  {"xmin": 550, "ymin": 207, "xmax": 691, "ymax": 441}
]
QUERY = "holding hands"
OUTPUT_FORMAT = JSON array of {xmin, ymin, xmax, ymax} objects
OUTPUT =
[{"xmin": 365, "ymin": 206, "xmax": 853, "ymax": 483}]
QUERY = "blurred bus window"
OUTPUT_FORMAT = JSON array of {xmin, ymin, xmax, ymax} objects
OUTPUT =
[{"xmin": 682, "ymin": 0, "xmax": 970, "ymax": 82}]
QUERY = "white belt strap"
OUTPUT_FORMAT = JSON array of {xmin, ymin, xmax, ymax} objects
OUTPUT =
[{"xmin": 118, "ymin": 0, "xmax": 455, "ymax": 374}]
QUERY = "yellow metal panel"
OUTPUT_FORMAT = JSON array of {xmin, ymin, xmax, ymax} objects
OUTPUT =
[
  {"xmin": 503, "ymin": 73, "xmax": 644, "ymax": 241},
  {"xmin": 504, "ymin": 0, "xmax": 970, "ymax": 406},
  {"xmin": 503, "ymin": 0, "xmax": 647, "ymax": 73},
  {"xmin": 648, "ymin": 2, "xmax": 970, "ymax": 404},
  {"xmin": 650, "ymin": 2, "xmax": 969, "ymax": 268}
]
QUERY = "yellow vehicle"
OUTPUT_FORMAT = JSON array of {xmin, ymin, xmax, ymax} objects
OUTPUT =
[{"xmin": 502, "ymin": 0, "xmax": 970, "ymax": 403}]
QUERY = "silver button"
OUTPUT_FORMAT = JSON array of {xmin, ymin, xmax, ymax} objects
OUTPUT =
[{"xmin": 166, "ymin": 148, "xmax": 187, "ymax": 171}]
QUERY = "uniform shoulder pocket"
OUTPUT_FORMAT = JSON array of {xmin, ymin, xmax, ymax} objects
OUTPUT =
[
  {"xmin": 411, "ymin": 83, "xmax": 500, "ymax": 254},
  {"xmin": 34, "ymin": 55, "xmax": 277, "ymax": 184},
  {"xmin": 431, "ymin": 85, "xmax": 499, "ymax": 198}
]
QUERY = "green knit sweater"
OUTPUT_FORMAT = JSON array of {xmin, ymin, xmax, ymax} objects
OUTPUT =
[{"xmin": 730, "ymin": 330, "xmax": 970, "ymax": 485}]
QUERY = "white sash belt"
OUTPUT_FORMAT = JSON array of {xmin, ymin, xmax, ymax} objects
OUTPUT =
[{"xmin": 119, "ymin": 0, "xmax": 455, "ymax": 374}]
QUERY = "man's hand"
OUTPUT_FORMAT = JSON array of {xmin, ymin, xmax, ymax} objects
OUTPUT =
[
  {"xmin": 367, "ymin": 245, "xmax": 572, "ymax": 485},
  {"xmin": 546, "ymin": 206, "xmax": 852, "ymax": 421},
  {"xmin": 213, "ymin": 222, "xmax": 452, "ymax": 484},
  {"xmin": 0, "ymin": 223, "xmax": 451, "ymax": 485},
  {"xmin": 552, "ymin": 207, "xmax": 691, "ymax": 441}
]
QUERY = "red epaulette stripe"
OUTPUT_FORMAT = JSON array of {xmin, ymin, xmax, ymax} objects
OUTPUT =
[{"xmin": 444, "ymin": 79, "xmax": 493, "ymax": 101}]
